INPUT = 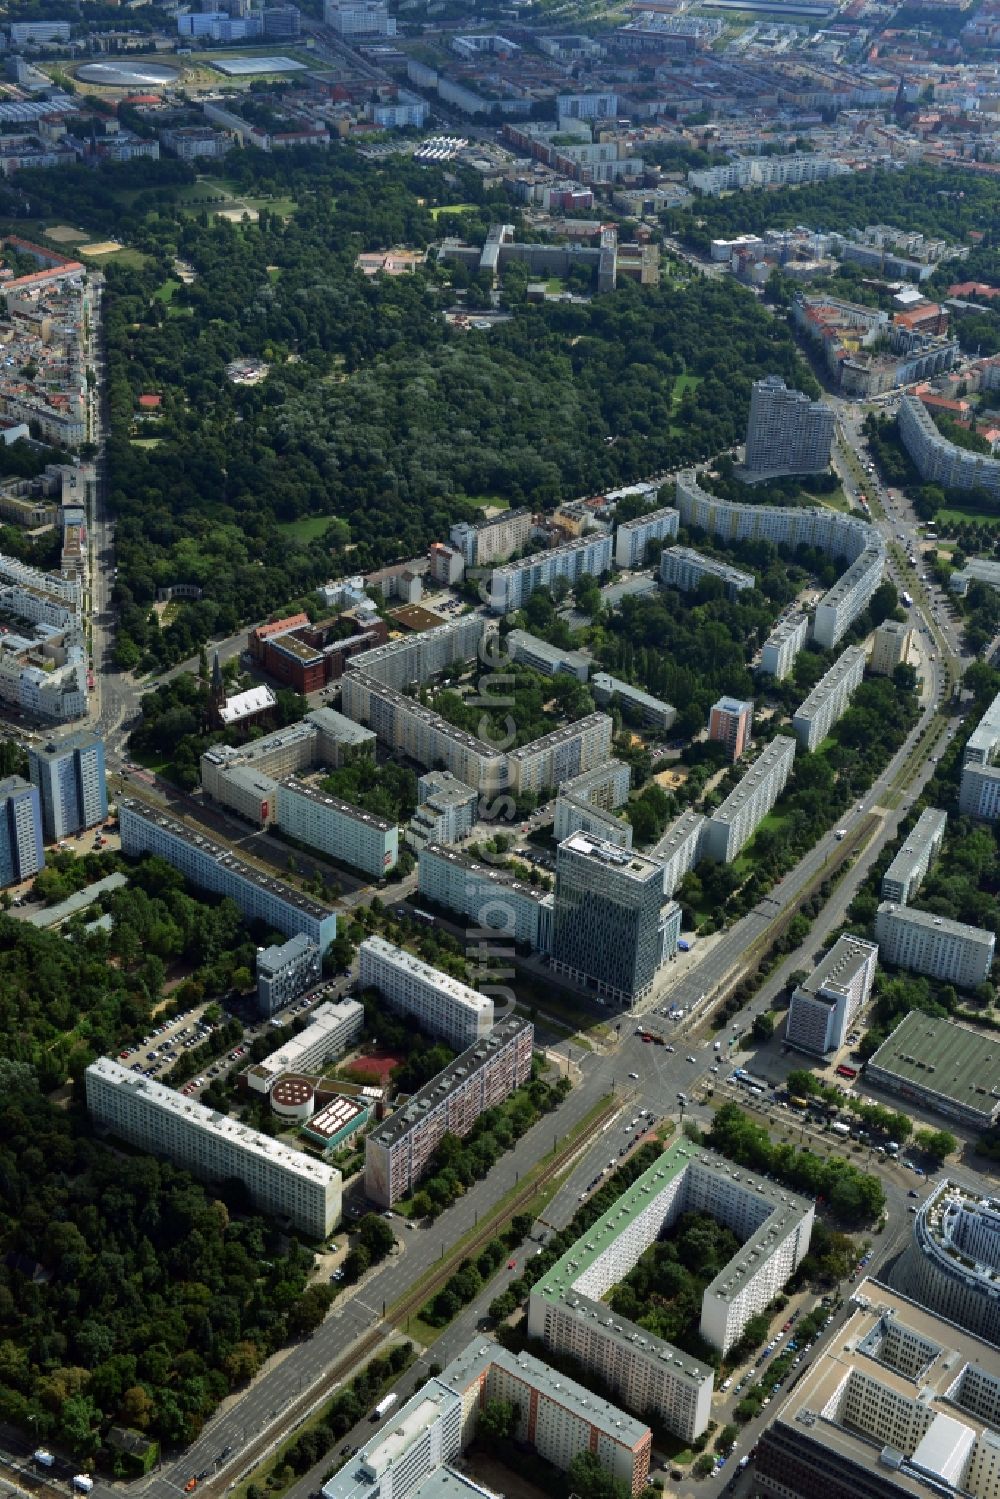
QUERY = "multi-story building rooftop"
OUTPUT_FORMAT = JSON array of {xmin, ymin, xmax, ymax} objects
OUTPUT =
[
  {"xmin": 760, "ymin": 611, "xmax": 809, "ymax": 681},
  {"xmin": 561, "ymin": 760, "xmax": 631, "ymax": 810},
  {"xmin": 551, "ymin": 832, "xmax": 666, "ymax": 1005},
  {"xmin": 276, "ymin": 778, "xmax": 398, "ymax": 879},
  {"xmin": 529, "ymin": 1139, "xmax": 813, "ymax": 1439},
  {"xmin": 407, "ymin": 771, "xmax": 478, "ymax": 851},
  {"xmin": 247, "ymin": 998, "xmax": 365, "ymax": 1090},
  {"xmin": 255, "ymin": 933, "xmax": 322, "ymax": 1018},
  {"xmin": 614, "ymin": 505, "xmax": 679, "ymax": 569},
  {"xmin": 505, "ymin": 712, "xmax": 613, "ymax": 796},
  {"xmin": 792, "ymin": 645, "xmax": 866, "ymax": 752},
  {"xmin": 346, "ymin": 615, "xmax": 486, "ymax": 691},
  {"xmin": 591, "ymin": 673, "xmax": 676, "ymax": 732},
  {"xmin": 964, "ymin": 690, "xmax": 1000, "ymax": 768},
  {"xmin": 899, "ymin": 394, "xmax": 1000, "ymax": 500},
  {"xmin": 341, "ymin": 672, "xmax": 507, "ymax": 795},
  {"xmin": 874, "ymin": 902, "xmax": 995, "ymax": 991},
  {"xmin": 553, "ymin": 792, "xmax": 632, "ymax": 851},
  {"xmin": 417, "ymin": 842, "xmax": 554, "ymax": 952},
  {"xmin": 27, "ymin": 729, "xmax": 106, "ymax": 843},
  {"xmin": 959, "ymin": 764, "xmax": 1000, "ymax": 823},
  {"xmin": 86, "ymin": 1058, "xmax": 341, "ymax": 1238},
  {"xmin": 689, "ymin": 152, "xmax": 849, "ymax": 196},
  {"xmin": 709, "ymin": 695, "xmax": 754, "ymax": 762},
  {"xmin": 895, "ymin": 1182, "xmax": 1000, "ymax": 1351},
  {"xmin": 358, "ymin": 936, "xmax": 493, "ymax": 1050},
  {"xmin": 870, "ymin": 619, "xmax": 913, "ymax": 677},
  {"xmin": 865, "ymin": 1012, "xmax": 1000, "ymax": 1132},
  {"xmin": 702, "ymin": 736, "xmax": 796, "ymax": 863},
  {"xmin": 786, "ymin": 934, "xmax": 879, "ymax": 1055},
  {"xmin": 881, "ymin": 809, "xmax": 947, "ymax": 905},
  {"xmin": 119, "ymin": 799, "xmax": 338, "ymax": 953},
  {"xmin": 506, "ymin": 628, "xmax": 592, "ymax": 682},
  {"xmin": 674, "ymin": 472, "xmax": 885, "ymax": 649},
  {"xmin": 744, "ymin": 374, "xmax": 835, "ymax": 477},
  {"xmin": 449, "ymin": 506, "xmax": 532, "ymax": 567},
  {"xmin": 365, "ymin": 1015, "xmax": 533, "ymax": 1206},
  {"xmin": 0, "ymin": 774, "xmax": 44, "ymax": 887},
  {"xmin": 488, "ymin": 531, "xmax": 613, "ymax": 614},
  {"xmin": 754, "ymin": 1281, "xmax": 1000, "ymax": 1499},
  {"xmin": 649, "ymin": 809, "xmax": 706, "ymax": 898},
  {"xmin": 659, "ymin": 545, "xmax": 756, "ymax": 600}
]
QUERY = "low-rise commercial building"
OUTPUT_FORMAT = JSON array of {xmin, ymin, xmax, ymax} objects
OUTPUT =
[
  {"xmin": 754, "ymin": 1282, "xmax": 1000, "ymax": 1499},
  {"xmin": 276, "ymin": 778, "xmax": 398, "ymax": 879},
  {"xmin": 529, "ymin": 1140, "xmax": 813, "ymax": 1438},
  {"xmin": 365, "ymin": 1015, "xmax": 533, "ymax": 1206},
  {"xmin": 870, "ymin": 619, "xmax": 913, "ymax": 677},
  {"xmin": 87, "ymin": 1058, "xmax": 341, "ymax": 1238},
  {"xmin": 358, "ymin": 936, "xmax": 493, "ymax": 1049},
  {"xmin": 488, "ymin": 532, "xmax": 613, "ymax": 614},
  {"xmin": 874, "ymin": 902, "xmax": 995, "ymax": 990},
  {"xmin": 119, "ymin": 799, "xmax": 338, "ymax": 953},
  {"xmin": 614, "ymin": 505, "xmax": 679, "ymax": 569},
  {"xmin": 417, "ymin": 842, "xmax": 554, "ymax": 952},
  {"xmin": 866, "ymin": 1011, "xmax": 1000, "ymax": 1131},
  {"xmin": 591, "ymin": 673, "xmax": 676, "ymax": 732},
  {"xmin": 659, "ymin": 546, "xmax": 756, "ymax": 600},
  {"xmin": 506, "ymin": 628, "xmax": 591, "ymax": 681},
  {"xmin": 792, "ymin": 645, "xmax": 866, "ymax": 752},
  {"xmin": 247, "ymin": 999, "xmax": 365, "ymax": 1092},
  {"xmin": 959, "ymin": 764, "xmax": 1000, "ymax": 822},
  {"xmin": 702, "ymin": 736, "xmax": 796, "ymax": 863},
  {"xmin": 760, "ymin": 611, "xmax": 809, "ymax": 681},
  {"xmin": 786, "ymin": 934, "xmax": 879, "ymax": 1055},
  {"xmin": 881, "ymin": 808, "xmax": 947, "ymax": 904},
  {"xmin": 255, "ymin": 934, "xmax": 322, "ymax": 1018}
]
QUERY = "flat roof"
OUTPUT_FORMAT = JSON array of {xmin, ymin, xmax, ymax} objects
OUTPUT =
[
  {"xmin": 558, "ymin": 829, "xmax": 661, "ymax": 882},
  {"xmin": 616, "ymin": 504, "xmax": 678, "ymax": 534},
  {"xmin": 304, "ymin": 1093, "xmax": 367, "ymax": 1140},
  {"xmin": 507, "ymin": 712, "xmax": 610, "ymax": 762},
  {"xmin": 280, "ymin": 776, "xmax": 395, "ymax": 833},
  {"xmin": 307, "ymin": 706, "xmax": 375, "ymax": 744},
  {"xmin": 710, "ymin": 735, "xmax": 796, "ymax": 826},
  {"xmin": 421, "ymin": 843, "xmax": 553, "ymax": 905},
  {"xmin": 867, "ymin": 1011, "xmax": 1000, "ymax": 1117},
  {"xmin": 800, "ymin": 933, "xmax": 878, "ymax": 1005},
  {"xmin": 793, "ymin": 645, "xmax": 866, "ymax": 720},
  {"xmin": 877, "ymin": 901, "xmax": 995, "ymax": 950},
  {"xmin": 361, "ymin": 935, "xmax": 492, "ymax": 1013},
  {"xmin": 882, "ymin": 807, "xmax": 947, "ymax": 888}
]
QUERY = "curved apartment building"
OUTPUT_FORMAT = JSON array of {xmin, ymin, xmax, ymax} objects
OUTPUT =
[{"xmin": 896, "ymin": 1180, "xmax": 1000, "ymax": 1349}]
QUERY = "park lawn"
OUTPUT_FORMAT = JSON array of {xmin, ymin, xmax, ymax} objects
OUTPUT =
[
  {"xmin": 733, "ymin": 807, "xmax": 793, "ymax": 877},
  {"xmin": 937, "ymin": 502, "xmax": 1000, "ymax": 527},
  {"xmin": 672, "ymin": 372, "xmax": 702, "ymax": 404},
  {"xmin": 84, "ymin": 246, "xmax": 152, "ymax": 270},
  {"xmin": 152, "ymin": 279, "xmax": 181, "ymax": 304},
  {"xmin": 546, "ymin": 277, "xmax": 565, "ymax": 294},
  {"xmin": 430, "ymin": 203, "xmax": 476, "ymax": 219},
  {"xmin": 277, "ymin": 513, "xmax": 341, "ymax": 542},
  {"xmin": 805, "ymin": 483, "xmax": 849, "ymax": 512}
]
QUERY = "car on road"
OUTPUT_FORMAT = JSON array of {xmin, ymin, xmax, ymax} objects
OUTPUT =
[
  {"xmin": 908, "ymin": 1189, "xmax": 919, "ymax": 1198},
  {"xmin": 197, "ymin": 1472, "xmax": 211, "ymax": 1482},
  {"xmin": 628, "ymin": 1071, "xmax": 640, "ymax": 1080},
  {"xmin": 184, "ymin": 1481, "xmax": 197, "ymax": 1493},
  {"xmin": 507, "ymin": 1258, "xmax": 517, "ymax": 1270},
  {"xmin": 686, "ymin": 1055, "xmax": 697, "ymax": 1063}
]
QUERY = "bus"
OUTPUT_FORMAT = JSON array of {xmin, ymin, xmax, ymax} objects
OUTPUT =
[
  {"xmin": 836, "ymin": 1064, "xmax": 858, "ymax": 1080},
  {"xmin": 901, "ymin": 591, "xmax": 913, "ymax": 608}
]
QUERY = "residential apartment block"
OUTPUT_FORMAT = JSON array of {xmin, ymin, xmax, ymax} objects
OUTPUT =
[
  {"xmin": 674, "ymin": 472, "xmax": 885, "ymax": 649},
  {"xmin": 487, "ymin": 531, "xmax": 613, "ymax": 614},
  {"xmin": 255, "ymin": 934, "xmax": 322, "ymax": 1018},
  {"xmin": 659, "ymin": 545, "xmax": 756, "ymax": 599},
  {"xmin": 754, "ymin": 1283, "xmax": 1000, "ymax": 1499},
  {"xmin": 899, "ymin": 393, "xmax": 1000, "ymax": 500},
  {"xmin": 407, "ymin": 771, "xmax": 478, "ymax": 850},
  {"xmin": 553, "ymin": 792, "xmax": 633, "ymax": 851},
  {"xmin": 866, "ymin": 1012, "xmax": 1000, "ymax": 1132},
  {"xmin": 0, "ymin": 774, "xmax": 44, "ymax": 887},
  {"xmin": 27, "ymin": 729, "xmax": 106, "ymax": 842},
  {"xmin": 689, "ymin": 152, "xmax": 849, "ymax": 196},
  {"xmin": 702, "ymin": 736, "xmax": 796, "ymax": 863},
  {"xmin": 649, "ymin": 809, "xmax": 706, "ymax": 898},
  {"xmin": 506, "ymin": 713, "xmax": 613, "ymax": 796},
  {"xmin": 341, "ymin": 672, "xmax": 508, "ymax": 795},
  {"xmin": 347, "ymin": 615, "xmax": 485, "ymax": 691},
  {"xmin": 561, "ymin": 760, "xmax": 632, "ymax": 810},
  {"xmin": 744, "ymin": 375, "xmax": 835, "ymax": 477},
  {"xmin": 760, "ymin": 611, "xmax": 809, "ymax": 680},
  {"xmin": 365, "ymin": 1014, "xmax": 533, "ymax": 1206},
  {"xmin": 201, "ymin": 712, "xmax": 374, "ymax": 810},
  {"xmin": 786, "ymin": 934, "xmax": 879, "ymax": 1055},
  {"xmin": 591, "ymin": 673, "xmax": 677, "ymax": 732},
  {"xmin": 959, "ymin": 764, "xmax": 1000, "ymax": 822},
  {"xmin": 438, "ymin": 1342, "xmax": 651, "ymax": 1497},
  {"xmin": 417, "ymin": 842, "xmax": 554, "ymax": 952},
  {"xmin": 870, "ymin": 619, "xmax": 913, "ymax": 677},
  {"xmin": 276, "ymin": 778, "xmax": 398, "ymax": 878},
  {"xmin": 614, "ymin": 505, "xmax": 679, "ymax": 569},
  {"xmin": 529, "ymin": 1140, "xmax": 813, "ymax": 1439},
  {"xmin": 358, "ymin": 936, "xmax": 493, "ymax": 1049},
  {"xmin": 247, "ymin": 998, "xmax": 365, "ymax": 1092},
  {"xmin": 86, "ymin": 1058, "xmax": 342, "ymax": 1238},
  {"xmin": 551, "ymin": 832, "xmax": 669, "ymax": 1006},
  {"xmin": 792, "ymin": 645, "xmax": 866, "ymax": 752},
  {"xmin": 964, "ymin": 690, "xmax": 1000, "ymax": 768},
  {"xmin": 881, "ymin": 808, "xmax": 947, "ymax": 904},
  {"xmin": 506, "ymin": 628, "xmax": 591, "ymax": 681},
  {"xmin": 874, "ymin": 902, "xmax": 995, "ymax": 990},
  {"xmin": 119, "ymin": 799, "xmax": 338, "ymax": 953},
  {"xmin": 709, "ymin": 696, "xmax": 753, "ymax": 762},
  {"xmin": 449, "ymin": 506, "xmax": 532, "ymax": 567}
]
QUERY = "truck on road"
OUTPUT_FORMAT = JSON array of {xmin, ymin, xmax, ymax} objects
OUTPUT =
[
  {"xmin": 831, "ymin": 1122, "xmax": 851, "ymax": 1137},
  {"xmin": 73, "ymin": 1477, "xmax": 94, "ymax": 1493},
  {"xmin": 33, "ymin": 1452, "xmax": 55, "ymax": 1469},
  {"xmin": 372, "ymin": 1393, "xmax": 398, "ymax": 1422}
]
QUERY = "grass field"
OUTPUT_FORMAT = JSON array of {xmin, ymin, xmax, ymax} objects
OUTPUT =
[
  {"xmin": 277, "ymin": 513, "xmax": 340, "ymax": 542},
  {"xmin": 937, "ymin": 503, "xmax": 1000, "ymax": 527},
  {"xmin": 806, "ymin": 483, "xmax": 849, "ymax": 512},
  {"xmin": 152, "ymin": 279, "xmax": 181, "ymax": 304},
  {"xmin": 430, "ymin": 203, "xmax": 476, "ymax": 219}
]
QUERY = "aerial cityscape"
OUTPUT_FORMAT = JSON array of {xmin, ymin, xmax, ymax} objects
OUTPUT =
[{"xmin": 0, "ymin": 6, "xmax": 999, "ymax": 1499}]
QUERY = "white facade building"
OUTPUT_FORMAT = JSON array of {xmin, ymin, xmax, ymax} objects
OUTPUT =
[
  {"xmin": 247, "ymin": 999, "xmax": 365, "ymax": 1092},
  {"xmin": 506, "ymin": 628, "xmax": 592, "ymax": 681},
  {"xmin": 899, "ymin": 394, "xmax": 1000, "ymax": 500},
  {"xmin": 407, "ymin": 771, "xmax": 478, "ymax": 850},
  {"xmin": 276, "ymin": 778, "xmax": 398, "ymax": 879},
  {"xmin": 760, "ymin": 611, "xmax": 809, "ymax": 680},
  {"xmin": 786, "ymin": 934, "xmax": 878, "ymax": 1055},
  {"xmin": 86, "ymin": 1058, "xmax": 341, "ymax": 1238},
  {"xmin": 614, "ymin": 505, "xmax": 680, "ymax": 569},
  {"xmin": 881, "ymin": 808, "xmax": 947, "ymax": 904},
  {"xmin": 875, "ymin": 902, "xmax": 995, "ymax": 990},
  {"xmin": 553, "ymin": 793, "xmax": 633, "ymax": 851},
  {"xmin": 347, "ymin": 615, "xmax": 485, "ymax": 691},
  {"xmin": 898, "ymin": 1181, "xmax": 1000, "ymax": 1351},
  {"xmin": 702, "ymin": 736, "xmax": 796, "ymax": 863},
  {"xmin": 449, "ymin": 507, "xmax": 532, "ymax": 567},
  {"xmin": 341, "ymin": 673, "xmax": 507, "ymax": 796},
  {"xmin": 358, "ymin": 936, "xmax": 493, "ymax": 1049},
  {"xmin": 417, "ymin": 842, "xmax": 554, "ymax": 952},
  {"xmin": 959, "ymin": 764, "xmax": 1000, "ymax": 822},
  {"xmin": 689, "ymin": 152, "xmax": 850, "ymax": 196},
  {"xmin": 323, "ymin": 0, "xmax": 396, "ymax": 35},
  {"xmin": 591, "ymin": 673, "xmax": 676, "ymax": 732},
  {"xmin": 792, "ymin": 644, "xmax": 866, "ymax": 752},
  {"xmin": 506, "ymin": 713, "xmax": 613, "ymax": 796},
  {"xmin": 659, "ymin": 546, "xmax": 756, "ymax": 599},
  {"xmin": 488, "ymin": 532, "xmax": 613, "ymax": 614},
  {"xmin": 649, "ymin": 809, "xmax": 706, "ymax": 898}
]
